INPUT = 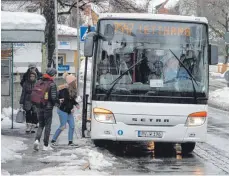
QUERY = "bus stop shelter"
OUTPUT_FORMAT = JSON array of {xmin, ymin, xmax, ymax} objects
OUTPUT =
[{"xmin": 1, "ymin": 11, "xmax": 46, "ymax": 128}]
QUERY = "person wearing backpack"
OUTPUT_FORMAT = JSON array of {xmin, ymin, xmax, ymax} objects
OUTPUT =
[
  {"xmin": 33, "ymin": 68, "xmax": 58, "ymax": 151},
  {"xmin": 51, "ymin": 72, "xmax": 79, "ymax": 147},
  {"xmin": 19, "ymin": 71, "xmax": 38, "ymax": 133}
]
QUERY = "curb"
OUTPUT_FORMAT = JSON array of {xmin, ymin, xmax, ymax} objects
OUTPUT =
[{"xmin": 208, "ymin": 101, "xmax": 229, "ymax": 112}]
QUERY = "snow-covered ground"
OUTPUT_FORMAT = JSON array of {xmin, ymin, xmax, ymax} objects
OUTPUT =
[
  {"xmin": 1, "ymin": 135, "xmax": 27, "ymax": 164},
  {"xmin": 1, "ymin": 107, "xmax": 25, "ymax": 129},
  {"xmin": 1, "ymin": 107, "xmax": 27, "ymax": 165},
  {"xmin": 209, "ymin": 87, "xmax": 229, "ymax": 110},
  {"xmin": 21, "ymin": 145, "xmax": 115, "ymax": 175}
]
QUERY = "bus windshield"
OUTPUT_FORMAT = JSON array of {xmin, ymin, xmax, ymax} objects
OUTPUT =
[{"xmin": 93, "ymin": 19, "xmax": 208, "ymax": 103}]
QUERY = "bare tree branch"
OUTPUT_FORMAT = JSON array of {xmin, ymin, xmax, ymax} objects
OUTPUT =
[
  {"xmin": 217, "ymin": 20, "xmax": 227, "ymax": 28},
  {"xmin": 209, "ymin": 24, "xmax": 224, "ymax": 38}
]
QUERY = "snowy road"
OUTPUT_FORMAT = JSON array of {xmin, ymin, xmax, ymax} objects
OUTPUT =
[
  {"xmin": 2, "ymin": 107, "xmax": 229, "ymax": 175},
  {"xmin": 209, "ymin": 78, "xmax": 227, "ymax": 91},
  {"xmin": 99, "ymin": 107, "xmax": 229, "ymax": 175}
]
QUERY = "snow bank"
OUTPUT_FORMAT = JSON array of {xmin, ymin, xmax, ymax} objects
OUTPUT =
[
  {"xmin": 209, "ymin": 87, "xmax": 229, "ymax": 110},
  {"xmin": 88, "ymin": 150, "xmax": 113, "ymax": 169},
  {"xmin": 1, "ymin": 135, "xmax": 27, "ymax": 163},
  {"xmin": 1, "ymin": 107, "xmax": 25, "ymax": 129},
  {"xmin": 58, "ymin": 24, "xmax": 77, "ymax": 36},
  {"xmin": 1, "ymin": 11, "xmax": 46, "ymax": 30},
  {"xmin": 1, "ymin": 107, "xmax": 18, "ymax": 121},
  {"xmin": 164, "ymin": 0, "xmax": 180, "ymax": 9},
  {"xmin": 1, "ymin": 169, "xmax": 10, "ymax": 176}
]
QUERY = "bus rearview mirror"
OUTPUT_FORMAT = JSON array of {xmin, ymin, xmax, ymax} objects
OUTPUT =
[
  {"xmin": 208, "ymin": 44, "xmax": 218, "ymax": 65},
  {"xmin": 84, "ymin": 32, "xmax": 96, "ymax": 57}
]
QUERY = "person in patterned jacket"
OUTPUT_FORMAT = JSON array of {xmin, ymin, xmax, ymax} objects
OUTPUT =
[{"xmin": 20, "ymin": 71, "xmax": 38, "ymax": 133}]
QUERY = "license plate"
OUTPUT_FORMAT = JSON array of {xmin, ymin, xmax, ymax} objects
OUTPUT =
[{"xmin": 138, "ymin": 131, "xmax": 163, "ymax": 138}]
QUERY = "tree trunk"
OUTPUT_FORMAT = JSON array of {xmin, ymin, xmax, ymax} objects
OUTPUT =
[{"xmin": 43, "ymin": 0, "xmax": 56, "ymax": 68}]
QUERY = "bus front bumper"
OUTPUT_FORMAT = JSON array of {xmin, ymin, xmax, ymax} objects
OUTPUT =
[{"xmin": 91, "ymin": 121, "xmax": 207, "ymax": 143}]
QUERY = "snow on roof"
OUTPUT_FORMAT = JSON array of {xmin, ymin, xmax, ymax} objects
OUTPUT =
[
  {"xmin": 99, "ymin": 13, "xmax": 208, "ymax": 24},
  {"xmin": 1, "ymin": 11, "xmax": 46, "ymax": 31},
  {"xmin": 91, "ymin": 3, "xmax": 102, "ymax": 14},
  {"xmin": 148, "ymin": 0, "xmax": 167, "ymax": 12},
  {"xmin": 57, "ymin": 24, "xmax": 77, "ymax": 36},
  {"xmin": 164, "ymin": 0, "xmax": 180, "ymax": 9}
]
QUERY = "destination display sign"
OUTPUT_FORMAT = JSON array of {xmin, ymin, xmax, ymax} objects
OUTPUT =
[{"xmin": 114, "ymin": 22, "xmax": 191, "ymax": 37}]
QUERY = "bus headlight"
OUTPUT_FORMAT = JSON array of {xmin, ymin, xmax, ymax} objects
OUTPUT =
[
  {"xmin": 185, "ymin": 111, "xmax": 207, "ymax": 127},
  {"xmin": 93, "ymin": 108, "xmax": 116, "ymax": 124}
]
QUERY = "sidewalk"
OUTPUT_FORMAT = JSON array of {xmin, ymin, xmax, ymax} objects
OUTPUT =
[{"xmin": 1, "ymin": 107, "xmax": 114, "ymax": 175}]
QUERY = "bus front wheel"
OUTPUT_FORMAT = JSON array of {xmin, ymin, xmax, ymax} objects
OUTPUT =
[
  {"xmin": 93, "ymin": 140, "xmax": 112, "ymax": 148},
  {"xmin": 181, "ymin": 142, "xmax": 196, "ymax": 154}
]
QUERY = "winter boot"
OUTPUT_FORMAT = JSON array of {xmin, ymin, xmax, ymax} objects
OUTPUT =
[
  {"xmin": 68, "ymin": 141, "xmax": 79, "ymax": 147},
  {"xmin": 30, "ymin": 124, "xmax": 36, "ymax": 133},
  {"xmin": 26, "ymin": 123, "xmax": 31, "ymax": 133},
  {"xmin": 43, "ymin": 145, "xmax": 53, "ymax": 151},
  {"xmin": 51, "ymin": 140, "xmax": 58, "ymax": 147},
  {"xmin": 33, "ymin": 140, "xmax": 40, "ymax": 151}
]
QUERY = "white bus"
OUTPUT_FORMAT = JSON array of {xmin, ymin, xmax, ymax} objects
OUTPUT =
[{"xmin": 82, "ymin": 13, "xmax": 218, "ymax": 154}]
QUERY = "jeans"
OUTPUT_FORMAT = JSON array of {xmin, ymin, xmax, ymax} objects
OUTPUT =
[
  {"xmin": 52, "ymin": 109, "xmax": 75, "ymax": 142},
  {"xmin": 35, "ymin": 108, "xmax": 53, "ymax": 146}
]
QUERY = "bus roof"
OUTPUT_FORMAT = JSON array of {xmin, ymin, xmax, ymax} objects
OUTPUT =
[{"xmin": 99, "ymin": 13, "xmax": 208, "ymax": 24}]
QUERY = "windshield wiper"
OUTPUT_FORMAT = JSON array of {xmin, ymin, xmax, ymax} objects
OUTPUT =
[
  {"xmin": 169, "ymin": 49, "xmax": 198, "ymax": 103},
  {"xmin": 104, "ymin": 58, "xmax": 144, "ymax": 100}
]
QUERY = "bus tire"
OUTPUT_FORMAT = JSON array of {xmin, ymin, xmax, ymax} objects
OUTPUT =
[
  {"xmin": 181, "ymin": 142, "xmax": 196, "ymax": 154},
  {"xmin": 93, "ymin": 140, "xmax": 111, "ymax": 148}
]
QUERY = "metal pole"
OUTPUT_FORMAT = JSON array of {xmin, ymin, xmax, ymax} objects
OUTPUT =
[
  {"xmin": 82, "ymin": 56, "xmax": 88, "ymax": 137},
  {"xmin": 82, "ymin": 25, "xmax": 91, "ymax": 138},
  {"xmin": 11, "ymin": 43, "xmax": 14, "ymax": 129},
  {"xmin": 55, "ymin": 0, "xmax": 58, "ymax": 76},
  {"xmin": 76, "ymin": 0, "xmax": 81, "ymax": 95}
]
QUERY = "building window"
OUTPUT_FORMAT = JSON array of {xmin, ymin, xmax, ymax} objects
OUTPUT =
[
  {"xmin": 1, "ymin": 58, "xmax": 11, "ymax": 96},
  {"xmin": 58, "ymin": 56, "xmax": 64, "ymax": 66}
]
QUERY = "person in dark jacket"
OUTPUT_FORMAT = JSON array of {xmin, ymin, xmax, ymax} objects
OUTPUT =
[
  {"xmin": 20, "ymin": 63, "xmax": 42, "ymax": 87},
  {"xmin": 51, "ymin": 72, "xmax": 79, "ymax": 147},
  {"xmin": 33, "ymin": 68, "xmax": 58, "ymax": 151},
  {"xmin": 19, "ymin": 71, "xmax": 38, "ymax": 133}
]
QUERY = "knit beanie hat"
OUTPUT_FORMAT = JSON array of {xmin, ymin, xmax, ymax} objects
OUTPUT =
[
  {"xmin": 46, "ymin": 68, "xmax": 57, "ymax": 77},
  {"xmin": 63, "ymin": 72, "xmax": 76, "ymax": 85},
  {"xmin": 28, "ymin": 63, "xmax": 36, "ymax": 69}
]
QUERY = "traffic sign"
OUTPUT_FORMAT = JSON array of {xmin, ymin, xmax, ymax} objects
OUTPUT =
[
  {"xmin": 80, "ymin": 26, "xmax": 96, "ymax": 41},
  {"xmin": 58, "ymin": 65, "xmax": 70, "ymax": 71}
]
